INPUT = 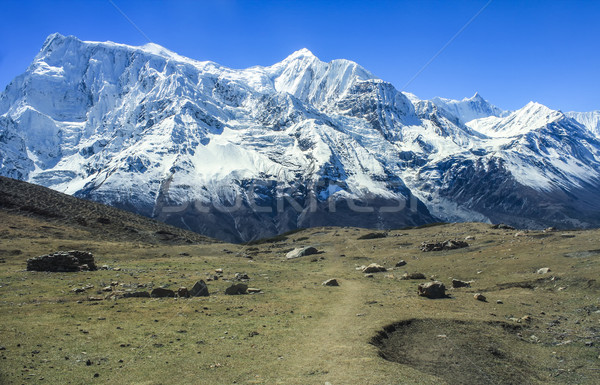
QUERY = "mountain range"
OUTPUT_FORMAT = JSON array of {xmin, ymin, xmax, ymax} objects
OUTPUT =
[{"xmin": 1, "ymin": 33, "xmax": 599, "ymax": 242}]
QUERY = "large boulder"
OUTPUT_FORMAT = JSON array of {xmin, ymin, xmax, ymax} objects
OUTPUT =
[
  {"xmin": 190, "ymin": 280, "xmax": 209, "ymax": 297},
  {"xmin": 420, "ymin": 240, "xmax": 469, "ymax": 252},
  {"xmin": 26, "ymin": 251, "xmax": 97, "ymax": 272},
  {"xmin": 286, "ymin": 246, "xmax": 319, "ymax": 259},
  {"xmin": 417, "ymin": 281, "xmax": 446, "ymax": 299},
  {"xmin": 362, "ymin": 263, "xmax": 387, "ymax": 274},
  {"xmin": 177, "ymin": 287, "xmax": 190, "ymax": 298},
  {"xmin": 225, "ymin": 283, "xmax": 248, "ymax": 295},
  {"xmin": 121, "ymin": 291, "xmax": 151, "ymax": 298},
  {"xmin": 151, "ymin": 288, "xmax": 175, "ymax": 298}
]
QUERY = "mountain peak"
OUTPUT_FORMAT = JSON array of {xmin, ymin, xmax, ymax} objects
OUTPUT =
[
  {"xmin": 469, "ymin": 92, "xmax": 484, "ymax": 101},
  {"xmin": 286, "ymin": 48, "xmax": 317, "ymax": 60}
]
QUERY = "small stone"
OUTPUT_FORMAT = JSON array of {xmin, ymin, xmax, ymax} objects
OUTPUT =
[
  {"xmin": 322, "ymin": 278, "xmax": 339, "ymax": 286},
  {"xmin": 401, "ymin": 272, "xmax": 426, "ymax": 280},
  {"xmin": 395, "ymin": 260, "xmax": 407, "ymax": 267},
  {"xmin": 215, "ymin": 268, "xmax": 223, "ymax": 274},
  {"xmin": 496, "ymin": 300, "xmax": 503, "ymax": 304},
  {"xmin": 474, "ymin": 293, "xmax": 487, "ymax": 302},
  {"xmin": 364, "ymin": 274, "xmax": 374, "ymax": 278},
  {"xmin": 536, "ymin": 267, "xmax": 551, "ymax": 274},
  {"xmin": 247, "ymin": 288, "xmax": 262, "ymax": 293},
  {"xmin": 452, "ymin": 279, "xmax": 471, "ymax": 288},
  {"xmin": 101, "ymin": 286, "xmax": 112, "ymax": 292},
  {"xmin": 521, "ymin": 315, "xmax": 532, "ymax": 323}
]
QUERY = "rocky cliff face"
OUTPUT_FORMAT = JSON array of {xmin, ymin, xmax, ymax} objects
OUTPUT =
[{"xmin": 1, "ymin": 34, "xmax": 599, "ymax": 241}]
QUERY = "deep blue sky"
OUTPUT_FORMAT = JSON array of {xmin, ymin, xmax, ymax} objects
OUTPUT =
[{"xmin": 1, "ymin": 0, "xmax": 598, "ymax": 111}]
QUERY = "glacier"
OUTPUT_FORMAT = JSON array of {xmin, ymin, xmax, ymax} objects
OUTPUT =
[{"xmin": 1, "ymin": 33, "xmax": 600, "ymax": 241}]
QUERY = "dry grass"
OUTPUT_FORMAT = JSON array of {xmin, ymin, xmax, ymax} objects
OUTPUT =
[{"xmin": 1, "ymin": 206, "xmax": 600, "ymax": 384}]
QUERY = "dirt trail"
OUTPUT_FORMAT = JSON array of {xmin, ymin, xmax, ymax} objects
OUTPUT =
[{"xmin": 279, "ymin": 257, "xmax": 381, "ymax": 384}]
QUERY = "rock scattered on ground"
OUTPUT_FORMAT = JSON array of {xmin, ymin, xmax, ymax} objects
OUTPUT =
[
  {"xmin": 395, "ymin": 260, "xmax": 407, "ymax": 267},
  {"xmin": 151, "ymin": 288, "xmax": 175, "ymax": 298},
  {"xmin": 357, "ymin": 232, "xmax": 387, "ymax": 240},
  {"xmin": 225, "ymin": 283, "xmax": 248, "ymax": 295},
  {"xmin": 420, "ymin": 240, "xmax": 468, "ymax": 252},
  {"xmin": 322, "ymin": 278, "xmax": 340, "ymax": 286},
  {"xmin": 417, "ymin": 281, "xmax": 446, "ymax": 299},
  {"xmin": 536, "ymin": 267, "xmax": 551, "ymax": 274},
  {"xmin": 120, "ymin": 291, "xmax": 151, "ymax": 299},
  {"xmin": 474, "ymin": 293, "xmax": 487, "ymax": 302},
  {"xmin": 247, "ymin": 287, "xmax": 263, "ymax": 294},
  {"xmin": 451, "ymin": 279, "xmax": 471, "ymax": 288},
  {"xmin": 177, "ymin": 287, "xmax": 190, "ymax": 298},
  {"xmin": 401, "ymin": 272, "xmax": 426, "ymax": 280},
  {"xmin": 27, "ymin": 251, "xmax": 97, "ymax": 272},
  {"xmin": 286, "ymin": 246, "xmax": 319, "ymax": 259},
  {"xmin": 190, "ymin": 280, "xmax": 209, "ymax": 297},
  {"xmin": 234, "ymin": 273, "xmax": 250, "ymax": 281},
  {"xmin": 362, "ymin": 263, "xmax": 387, "ymax": 274}
]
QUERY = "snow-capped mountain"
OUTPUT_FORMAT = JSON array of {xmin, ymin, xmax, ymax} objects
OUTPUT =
[
  {"xmin": 566, "ymin": 111, "xmax": 600, "ymax": 137},
  {"xmin": 1, "ymin": 34, "xmax": 599, "ymax": 241},
  {"xmin": 431, "ymin": 93, "xmax": 509, "ymax": 125}
]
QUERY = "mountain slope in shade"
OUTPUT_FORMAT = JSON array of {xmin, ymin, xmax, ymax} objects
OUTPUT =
[
  {"xmin": 1, "ymin": 34, "xmax": 600, "ymax": 241},
  {"xmin": 0, "ymin": 176, "xmax": 216, "ymax": 244}
]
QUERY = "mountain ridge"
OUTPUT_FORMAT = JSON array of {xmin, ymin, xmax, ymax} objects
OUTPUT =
[{"xmin": 1, "ymin": 33, "xmax": 599, "ymax": 241}]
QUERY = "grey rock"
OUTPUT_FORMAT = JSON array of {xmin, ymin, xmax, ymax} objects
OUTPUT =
[
  {"xmin": 401, "ymin": 272, "xmax": 426, "ymax": 280},
  {"xmin": 177, "ymin": 287, "xmax": 190, "ymax": 298},
  {"xmin": 225, "ymin": 283, "xmax": 248, "ymax": 295},
  {"xmin": 286, "ymin": 246, "xmax": 319, "ymax": 259},
  {"xmin": 420, "ymin": 240, "xmax": 469, "ymax": 252},
  {"xmin": 121, "ymin": 291, "xmax": 151, "ymax": 298},
  {"xmin": 27, "ymin": 250, "xmax": 97, "ymax": 272},
  {"xmin": 322, "ymin": 278, "xmax": 340, "ymax": 286},
  {"xmin": 474, "ymin": 293, "xmax": 487, "ymax": 302},
  {"xmin": 417, "ymin": 281, "xmax": 446, "ymax": 299},
  {"xmin": 395, "ymin": 260, "xmax": 407, "ymax": 267},
  {"xmin": 151, "ymin": 287, "xmax": 175, "ymax": 298},
  {"xmin": 190, "ymin": 280, "xmax": 209, "ymax": 297},
  {"xmin": 451, "ymin": 279, "xmax": 471, "ymax": 288},
  {"xmin": 362, "ymin": 263, "xmax": 387, "ymax": 274}
]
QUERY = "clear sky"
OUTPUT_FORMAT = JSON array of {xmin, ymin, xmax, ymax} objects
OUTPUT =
[{"xmin": 0, "ymin": 0, "xmax": 598, "ymax": 112}]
